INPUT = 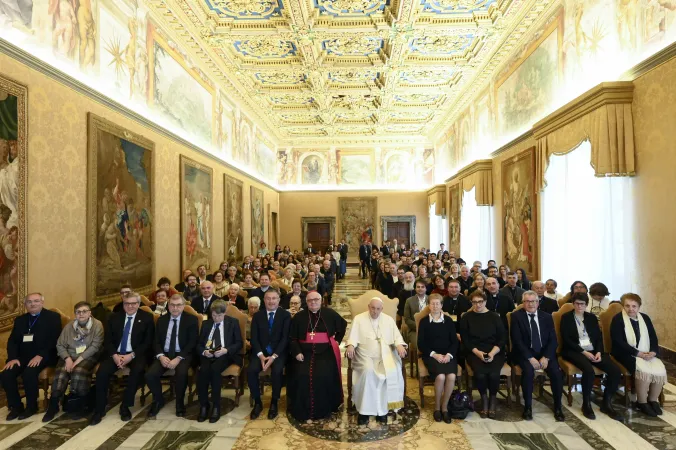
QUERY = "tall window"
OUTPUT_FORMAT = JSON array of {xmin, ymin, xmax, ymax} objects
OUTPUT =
[
  {"xmin": 460, "ymin": 187, "xmax": 494, "ymax": 263},
  {"xmin": 429, "ymin": 203, "xmax": 448, "ymax": 253},
  {"xmin": 541, "ymin": 141, "xmax": 636, "ymax": 296}
]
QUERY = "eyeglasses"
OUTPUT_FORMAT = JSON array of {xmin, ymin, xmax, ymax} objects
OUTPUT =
[
  {"xmin": 120, "ymin": 291, "xmax": 132, "ymax": 296},
  {"xmin": 471, "ymin": 300, "xmax": 486, "ymax": 305},
  {"xmin": 573, "ymin": 302, "xmax": 587, "ymax": 307},
  {"xmin": 523, "ymin": 300, "xmax": 539, "ymax": 304},
  {"xmin": 75, "ymin": 309, "xmax": 90, "ymax": 315},
  {"xmin": 123, "ymin": 301, "xmax": 139, "ymax": 306}
]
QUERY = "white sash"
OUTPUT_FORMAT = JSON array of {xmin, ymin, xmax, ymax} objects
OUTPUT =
[
  {"xmin": 622, "ymin": 310, "xmax": 666, "ymax": 382},
  {"xmin": 379, "ymin": 339, "xmax": 404, "ymax": 411}
]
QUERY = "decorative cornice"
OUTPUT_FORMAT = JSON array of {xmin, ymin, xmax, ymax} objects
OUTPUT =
[
  {"xmin": 621, "ymin": 40, "xmax": 676, "ymax": 82},
  {"xmin": 490, "ymin": 129, "xmax": 535, "ymax": 158},
  {"xmin": 532, "ymin": 82, "xmax": 634, "ymax": 140},
  {"xmin": 0, "ymin": 38, "xmax": 280, "ymax": 192},
  {"xmin": 426, "ymin": 184, "xmax": 446, "ymax": 196},
  {"xmin": 446, "ymin": 159, "xmax": 493, "ymax": 184}
]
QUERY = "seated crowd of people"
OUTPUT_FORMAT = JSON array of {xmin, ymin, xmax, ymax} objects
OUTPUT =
[{"xmin": 0, "ymin": 241, "xmax": 665, "ymax": 430}]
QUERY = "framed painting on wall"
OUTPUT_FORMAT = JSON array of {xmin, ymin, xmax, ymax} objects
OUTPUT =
[
  {"xmin": 250, "ymin": 186, "xmax": 265, "ymax": 253},
  {"xmin": 0, "ymin": 76, "xmax": 27, "ymax": 330},
  {"xmin": 180, "ymin": 156, "xmax": 213, "ymax": 271},
  {"xmin": 224, "ymin": 175, "xmax": 243, "ymax": 262},
  {"xmin": 338, "ymin": 151, "xmax": 374, "ymax": 185},
  {"xmin": 87, "ymin": 113, "xmax": 155, "ymax": 306},
  {"xmin": 448, "ymin": 184, "xmax": 461, "ymax": 255},
  {"xmin": 339, "ymin": 197, "xmax": 377, "ymax": 256},
  {"xmin": 501, "ymin": 147, "xmax": 538, "ymax": 279}
]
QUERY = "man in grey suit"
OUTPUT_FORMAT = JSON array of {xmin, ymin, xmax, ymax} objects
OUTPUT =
[
  {"xmin": 403, "ymin": 280, "xmax": 429, "ymax": 344},
  {"xmin": 500, "ymin": 272, "xmax": 526, "ymax": 305}
]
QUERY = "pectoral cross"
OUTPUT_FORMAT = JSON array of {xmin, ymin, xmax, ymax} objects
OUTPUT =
[{"xmin": 310, "ymin": 332, "xmax": 315, "ymax": 340}]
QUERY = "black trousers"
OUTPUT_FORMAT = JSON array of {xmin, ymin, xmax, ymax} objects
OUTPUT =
[
  {"xmin": 0, "ymin": 359, "xmax": 49, "ymax": 410},
  {"xmin": 145, "ymin": 357, "xmax": 192, "ymax": 407},
  {"xmin": 562, "ymin": 351, "xmax": 621, "ymax": 401},
  {"xmin": 95, "ymin": 356, "xmax": 147, "ymax": 414},
  {"xmin": 197, "ymin": 355, "xmax": 234, "ymax": 408},
  {"xmin": 516, "ymin": 354, "xmax": 563, "ymax": 408},
  {"xmin": 247, "ymin": 355, "xmax": 286, "ymax": 403}
]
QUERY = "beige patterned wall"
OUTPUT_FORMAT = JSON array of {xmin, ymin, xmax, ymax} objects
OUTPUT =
[{"xmin": 0, "ymin": 53, "xmax": 279, "ymax": 360}]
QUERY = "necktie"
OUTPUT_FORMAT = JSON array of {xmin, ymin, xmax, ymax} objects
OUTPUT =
[
  {"xmin": 214, "ymin": 323, "xmax": 222, "ymax": 349},
  {"xmin": 529, "ymin": 314, "xmax": 542, "ymax": 354},
  {"xmin": 168, "ymin": 319, "xmax": 178, "ymax": 358},
  {"xmin": 120, "ymin": 316, "xmax": 132, "ymax": 355},
  {"xmin": 204, "ymin": 298, "xmax": 209, "ymax": 312},
  {"xmin": 266, "ymin": 312, "xmax": 274, "ymax": 355}
]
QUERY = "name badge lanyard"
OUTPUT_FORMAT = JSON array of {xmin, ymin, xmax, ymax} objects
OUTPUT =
[
  {"xmin": 574, "ymin": 316, "xmax": 591, "ymax": 347},
  {"xmin": 207, "ymin": 324, "xmax": 219, "ymax": 349},
  {"xmin": 27, "ymin": 315, "xmax": 40, "ymax": 335}
]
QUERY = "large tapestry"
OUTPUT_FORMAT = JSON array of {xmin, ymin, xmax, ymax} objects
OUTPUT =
[
  {"xmin": 0, "ymin": 76, "xmax": 26, "ymax": 330},
  {"xmin": 250, "ymin": 186, "xmax": 265, "ymax": 251},
  {"xmin": 87, "ymin": 114, "xmax": 154, "ymax": 304},
  {"xmin": 224, "ymin": 175, "xmax": 243, "ymax": 262},
  {"xmin": 502, "ymin": 147, "xmax": 538, "ymax": 278},
  {"xmin": 180, "ymin": 156, "xmax": 213, "ymax": 271},
  {"xmin": 448, "ymin": 184, "xmax": 461, "ymax": 255},
  {"xmin": 339, "ymin": 197, "xmax": 377, "ymax": 253}
]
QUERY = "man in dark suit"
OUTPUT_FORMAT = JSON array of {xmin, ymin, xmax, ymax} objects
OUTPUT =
[
  {"xmin": 1, "ymin": 293, "xmax": 62, "ymax": 420},
  {"xmin": 305, "ymin": 243, "xmax": 314, "ymax": 255},
  {"xmin": 443, "ymin": 280, "xmax": 471, "ymax": 317},
  {"xmin": 112, "ymin": 284, "xmax": 134, "ymax": 313},
  {"xmin": 485, "ymin": 277, "xmax": 515, "ymax": 334},
  {"xmin": 281, "ymin": 280, "xmax": 306, "ymax": 310},
  {"xmin": 481, "ymin": 260, "xmax": 497, "ymax": 276},
  {"xmin": 248, "ymin": 289, "xmax": 291, "ymax": 420},
  {"xmin": 250, "ymin": 273, "xmax": 273, "ymax": 301},
  {"xmin": 500, "ymin": 272, "xmax": 526, "ymax": 305},
  {"xmin": 90, "ymin": 293, "xmax": 155, "ymax": 425},
  {"xmin": 380, "ymin": 241, "xmax": 391, "ymax": 257},
  {"xmin": 359, "ymin": 240, "xmax": 372, "ymax": 279},
  {"xmin": 532, "ymin": 281, "xmax": 559, "ymax": 314},
  {"xmin": 182, "ymin": 274, "xmax": 201, "ymax": 304},
  {"xmin": 196, "ymin": 265, "xmax": 209, "ymax": 284},
  {"xmin": 320, "ymin": 259, "xmax": 335, "ymax": 305},
  {"xmin": 174, "ymin": 269, "xmax": 193, "ymax": 293},
  {"xmin": 510, "ymin": 291, "xmax": 564, "ymax": 422},
  {"xmin": 191, "ymin": 281, "xmax": 221, "ymax": 316},
  {"xmin": 145, "ymin": 294, "xmax": 198, "ymax": 418},
  {"xmin": 338, "ymin": 240, "xmax": 348, "ymax": 280},
  {"xmin": 242, "ymin": 256, "xmax": 253, "ymax": 272}
]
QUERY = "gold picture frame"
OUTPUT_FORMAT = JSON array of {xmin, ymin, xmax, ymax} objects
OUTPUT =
[
  {"xmin": 180, "ymin": 155, "xmax": 214, "ymax": 271},
  {"xmin": 224, "ymin": 174, "xmax": 243, "ymax": 262}
]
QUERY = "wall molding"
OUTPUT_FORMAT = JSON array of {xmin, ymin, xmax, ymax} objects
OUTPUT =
[
  {"xmin": 380, "ymin": 216, "xmax": 417, "ymax": 247},
  {"xmin": 0, "ymin": 38, "xmax": 279, "ymax": 192},
  {"xmin": 301, "ymin": 216, "xmax": 337, "ymax": 250},
  {"xmin": 446, "ymin": 159, "xmax": 493, "ymax": 184}
]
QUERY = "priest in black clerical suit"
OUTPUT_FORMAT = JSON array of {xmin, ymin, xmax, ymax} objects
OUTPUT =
[{"xmin": 287, "ymin": 291, "xmax": 347, "ymax": 421}]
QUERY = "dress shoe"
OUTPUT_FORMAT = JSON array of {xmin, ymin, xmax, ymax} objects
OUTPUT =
[
  {"xmin": 357, "ymin": 414, "xmax": 369, "ymax": 425},
  {"xmin": 119, "ymin": 405, "xmax": 132, "ymax": 422},
  {"xmin": 443, "ymin": 411, "xmax": 452, "ymax": 424},
  {"xmin": 6, "ymin": 407, "xmax": 24, "ymax": 421},
  {"xmin": 18, "ymin": 407, "xmax": 37, "ymax": 420},
  {"xmin": 554, "ymin": 408, "xmax": 565, "ymax": 422},
  {"xmin": 650, "ymin": 401, "xmax": 663, "ymax": 415},
  {"xmin": 433, "ymin": 410, "xmax": 442, "ymax": 422},
  {"xmin": 42, "ymin": 405, "xmax": 59, "ymax": 422},
  {"xmin": 522, "ymin": 406, "xmax": 533, "ymax": 420},
  {"xmin": 175, "ymin": 403, "xmax": 186, "ymax": 417},
  {"xmin": 197, "ymin": 404, "xmax": 209, "ymax": 423},
  {"xmin": 600, "ymin": 399, "xmax": 623, "ymax": 422},
  {"xmin": 209, "ymin": 407, "xmax": 220, "ymax": 423},
  {"xmin": 488, "ymin": 395, "xmax": 497, "ymax": 419},
  {"xmin": 147, "ymin": 400, "xmax": 164, "ymax": 418},
  {"xmin": 267, "ymin": 403, "xmax": 278, "ymax": 420},
  {"xmin": 376, "ymin": 415, "xmax": 387, "ymax": 424},
  {"xmin": 637, "ymin": 402, "xmax": 657, "ymax": 417},
  {"xmin": 89, "ymin": 412, "xmax": 103, "ymax": 426},
  {"xmin": 581, "ymin": 401, "xmax": 596, "ymax": 419},
  {"xmin": 250, "ymin": 402, "xmax": 263, "ymax": 420}
]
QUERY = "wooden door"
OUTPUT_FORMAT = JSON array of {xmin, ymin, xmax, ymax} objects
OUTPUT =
[
  {"xmin": 307, "ymin": 223, "xmax": 331, "ymax": 252},
  {"xmin": 386, "ymin": 222, "xmax": 410, "ymax": 248}
]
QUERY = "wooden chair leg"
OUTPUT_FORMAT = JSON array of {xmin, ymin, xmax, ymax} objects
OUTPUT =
[
  {"xmin": 506, "ymin": 375, "xmax": 512, "ymax": 406},
  {"xmin": 660, "ymin": 387, "xmax": 665, "ymax": 406},
  {"xmin": 567, "ymin": 375, "xmax": 573, "ymax": 406},
  {"xmin": 624, "ymin": 376, "xmax": 631, "ymax": 408},
  {"xmin": 42, "ymin": 379, "xmax": 49, "ymax": 410},
  {"xmin": 419, "ymin": 378, "xmax": 424, "ymax": 408},
  {"xmin": 514, "ymin": 374, "xmax": 520, "ymax": 406}
]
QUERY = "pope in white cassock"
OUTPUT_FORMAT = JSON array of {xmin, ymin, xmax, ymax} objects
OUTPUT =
[{"xmin": 346, "ymin": 297, "xmax": 407, "ymax": 426}]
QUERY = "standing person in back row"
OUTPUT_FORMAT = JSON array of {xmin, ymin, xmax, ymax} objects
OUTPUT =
[
  {"xmin": 359, "ymin": 239, "xmax": 372, "ymax": 279},
  {"xmin": 338, "ymin": 239, "xmax": 348, "ymax": 280}
]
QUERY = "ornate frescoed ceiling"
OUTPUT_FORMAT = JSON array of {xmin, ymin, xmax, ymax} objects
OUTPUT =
[{"xmin": 145, "ymin": 0, "xmax": 554, "ymax": 146}]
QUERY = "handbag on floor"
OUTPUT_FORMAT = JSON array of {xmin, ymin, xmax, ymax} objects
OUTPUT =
[{"xmin": 448, "ymin": 391, "xmax": 473, "ymax": 419}]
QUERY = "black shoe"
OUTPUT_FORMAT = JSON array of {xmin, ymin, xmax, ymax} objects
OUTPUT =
[
  {"xmin": 6, "ymin": 407, "xmax": 24, "ymax": 421},
  {"xmin": 488, "ymin": 395, "xmax": 497, "ymax": 419},
  {"xmin": 42, "ymin": 405, "xmax": 59, "ymax": 422},
  {"xmin": 637, "ymin": 402, "xmax": 657, "ymax": 417},
  {"xmin": 442, "ymin": 411, "xmax": 452, "ymax": 424},
  {"xmin": 522, "ymin": 406, "xmax": 533, "ymax": 420},
  {"xmin": 554, "ymin": 408, "xmax": 565, "ymax": 422},
  {"xmin": 357, "ymin": 414, "xmax": 369, "ymax": 425},
  {"xmin": 267, "ymin": 403, "xmax": 278, "ymax": 420},
  {"xmin": 433, "ymin": 410, "xmax": 442, "ymax": 422},
  {"xmin": 175, "ymin": 408, "xmax": 186, "ymax": 418},
  {"xmin": 582, "ymin": 400, "xmax": 596, "ymax": 419},
  {"xmin": 376, "ymin": 415, "xmax": 387, "ymax": 424},
  {"xmin": 147, "ymin": 400, "xmax": 164, "ymax": 418},
  {"xmin": 119, "ymin": 405, "xmax": 132, "ymax": 422},
  {"xmin": 209, "ymin": 407, "xmax": 220, "ymax": 423},
  {"xmin": 650, "ymin": 401, "xmax": 663, "ymax": 415},
  {"xmin": 250, "ymin": 402, "xmax": 263, "ymax": 420},
  {"xmin": 89, "ymin": 412, "xmax": 102, "ymax": 426},
  {"xmin": 18, "ymin": 407, "xmax": 37, "ymax": 420},
  {"xmin": 197, "ymin": 404, "xmax": 209, "ymax": 422},
  {"xmin": 600, "ymin": 399, "xmax": 623, "ymax": 421},
  {"xmin": 479, "ymin": 395, "xmax": 489, "ymax": 419}
]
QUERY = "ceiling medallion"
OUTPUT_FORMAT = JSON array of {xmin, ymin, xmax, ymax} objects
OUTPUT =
[
  {"xmin": 322, "ymin": 37, "xmax": 384, "ymax": 56},
  {"xmin": 409, "ymin": 35, "xmax": 473, "ymax": 55},
  {"xmin": 234, "ymin": 39, "xmax": 297, "ymax": 58},
  {"xmin": 315, "ymin": 0, "xmax": 387, "ymax": 16}
]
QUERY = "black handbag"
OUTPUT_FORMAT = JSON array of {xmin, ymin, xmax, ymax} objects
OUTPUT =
[{"xmin": 448, "ymin": 391, "xmax": 473, "ymax": 419}]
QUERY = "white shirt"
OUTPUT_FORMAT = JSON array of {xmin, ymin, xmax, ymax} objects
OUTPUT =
[
  {"xmin": 117, "ymin": 313, "xmax": 137, "ymax": 354},
  {"xmin": 526, "ymin": 312, "xmax": 542, "ymax": 349},
  {"xmin": 161, "ymin": 315, "xmax": 182, "ymax": 355},
  {"xmin": 417, "ymin": 295, "xmax": 427, "ymax": 311},
  {"xmin": 208, "ymin": 320, "xmax": 226, "ymax": 351}
]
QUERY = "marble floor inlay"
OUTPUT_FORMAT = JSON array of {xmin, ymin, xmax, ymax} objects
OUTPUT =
[
  {"xmin": 140, "ymin": 431, "xmax": 216, "ymax": 450},
  {"xmin": 492, "ymin": 433, "xmax": 566, "ymax": 450}
]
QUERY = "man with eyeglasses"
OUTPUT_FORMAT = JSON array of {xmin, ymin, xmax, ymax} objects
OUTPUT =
[
  {"xmin": 145, "ymin": 294, "xmax": 198, "ymax": 418},
  {"xmin": 42, "ymin": 302, "xmax": 104, "ymax": 422},
  {"xmin": 510, "ymin": 291, "xmax": 565, "ymax": 422},
  {"xmin": 1, "ymin": 293, "xmax": 62, "ymax": 420},
  {"xmin": 112, "ymin": 284, "xmax": 133, "ymax": 313},
  {"xmin": 90, "ymin": 292, "xmax": 155, "ymax": 426}
]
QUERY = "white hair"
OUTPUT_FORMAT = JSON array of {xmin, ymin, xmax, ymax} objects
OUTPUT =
[{"xmin": 248, "ymin": 296, "xmax": 261, "ymax": 308}]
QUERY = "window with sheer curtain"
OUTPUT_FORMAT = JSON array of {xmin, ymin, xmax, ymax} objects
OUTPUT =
[
  {"xmin": 459, "ymin": 187, "xmax": 494, "ymax": 263},
  {"xmin": 429, "ymin": 203, "xmax": 448, "ymax": 253},
  {"xmin": 541, "ymin": 141, "xmax": 636, "ymax": 297}
]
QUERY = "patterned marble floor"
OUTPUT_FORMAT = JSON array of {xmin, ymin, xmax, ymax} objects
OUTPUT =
[{"xmin": 1, "ymin": 268, "xmax": 676, "ymax": 450}]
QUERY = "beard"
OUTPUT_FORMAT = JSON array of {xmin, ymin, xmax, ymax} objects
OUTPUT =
[{"xmin": 403, "ymin": 281, "xmax": 415, "ymax": 291}]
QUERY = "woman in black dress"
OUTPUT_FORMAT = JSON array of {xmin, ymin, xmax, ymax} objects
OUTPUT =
[
  {"xmin": 418, "ymin": 294, "xmax": 458, "ymax": 423},
  {"xmin": 460, "ymin": 290, "xmax": 506, "ymax": 418}
]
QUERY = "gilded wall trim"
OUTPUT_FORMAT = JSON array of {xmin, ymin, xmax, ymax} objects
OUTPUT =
[
  {"xmin": 621, "ymin": 40, "xmax": 676, "ymax": 82},
  {"xmin": 0, "ymin": 38, "xmax": 279, "ymax": 192},
  {"xmin": 446, "ymin": 160, "xmax": 493, "ymax": 184}
]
